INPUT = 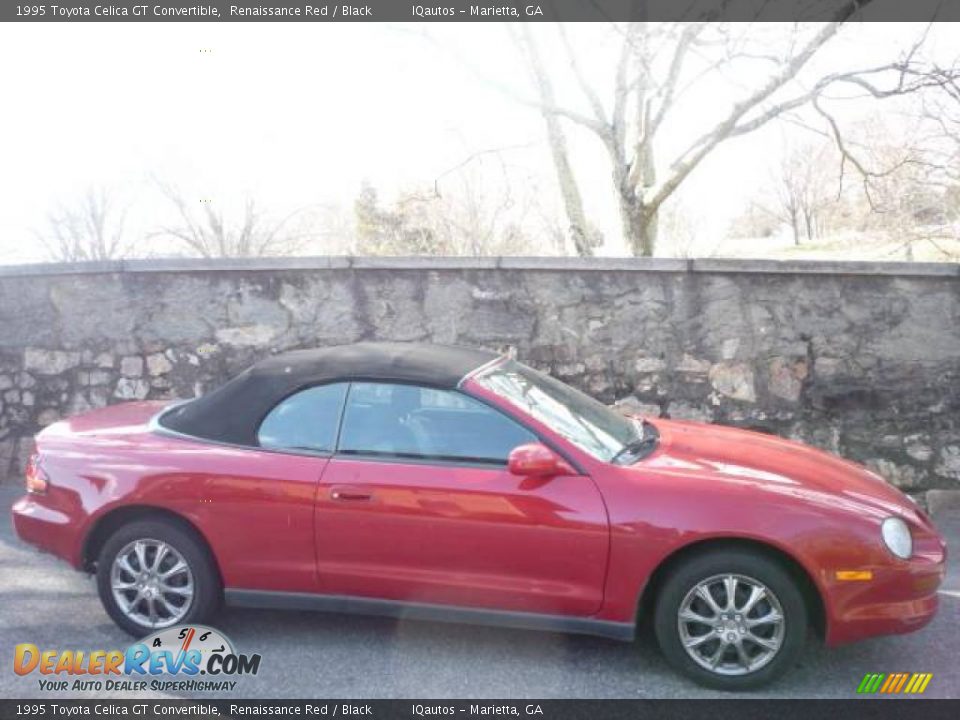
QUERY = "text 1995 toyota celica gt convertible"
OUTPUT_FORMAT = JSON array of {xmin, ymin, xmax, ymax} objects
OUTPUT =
[{"xmin": 12, "ymin": 342, "xmax": 946, "ymax": 689}]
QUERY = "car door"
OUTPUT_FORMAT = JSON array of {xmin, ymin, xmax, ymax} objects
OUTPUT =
[
  {"xmin": 195, "ymin": 382, "xmax": 348, "ymax": 592},
  {"xmin": 314, "ymin": 382, "xmax": 609, "ymax": 617}
]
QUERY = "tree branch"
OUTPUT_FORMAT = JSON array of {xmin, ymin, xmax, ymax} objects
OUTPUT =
[
  {"xmin": 648, "ymin": 23, "xmax": 703, "ymax": 135},
  {"xmin": 556, "ymin": 22, "xmax": 609, "ymax": 127},
  {"xmin": 647, "ymin": 0, "xmax": 880, "ymax": 212},
  {"xmin": 648, "ymin": 20, "xmax": 850, "ymax": 210}
]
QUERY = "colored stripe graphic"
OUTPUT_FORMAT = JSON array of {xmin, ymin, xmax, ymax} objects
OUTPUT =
[
  {"xmin": 856, "ymin": 673, "xmax": 932, "ymax": 694},
  {"xmin": 893, "ymin": 674, "xmax": 909, "ymax": 693},
  {"xmin": 857, "ymin": 673, "xmax": 884, "ymax": 693},
  {"xmin": 906, "ymin": 673, "xmax": 933, "ymax": 694},
  {"xmin": 904, "ymin": 674, "xmax": 920, "ymax": 693}
]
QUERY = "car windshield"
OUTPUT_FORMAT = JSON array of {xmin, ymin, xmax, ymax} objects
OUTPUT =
[{"xmin": 474, "ymin": 360, "xmax": 650, "ymax": 463}]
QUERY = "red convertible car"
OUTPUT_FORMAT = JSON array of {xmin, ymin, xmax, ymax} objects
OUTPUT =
[{"xmin": 12, "ymin": 343, "xmax": 946, "ymax": 689}]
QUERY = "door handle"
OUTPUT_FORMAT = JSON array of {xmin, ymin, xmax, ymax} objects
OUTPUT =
[{"xmin": 330, "ymin": 485, "xmax": 373, "ymax": 502}]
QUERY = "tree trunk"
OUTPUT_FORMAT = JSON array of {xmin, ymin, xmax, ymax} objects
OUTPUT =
[
  {"xmin": 618, "ymin": 189, "xmax": 656, "ymax": 256},
  {"xmin": 616, "ymin": 133, "xmax": 658, "ymax": 256},
  {"xmin": 517, "ymin": 26, "xmax": 594, "ymax": 257},
  {"xmin": 546, "ymin": 121, "xmax": 593, "ymax": 257},
  {"xmin": 790, "ymin": 211, "xmax": 801, "ymax": 246},
  {"xmin": 803, "ymin": 209, "xmax": 816, "ymax": 242}
]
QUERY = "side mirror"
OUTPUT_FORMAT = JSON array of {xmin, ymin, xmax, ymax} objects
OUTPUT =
[{"xmin": 507, "ymin": 443, "xmax": 574, "ymax": 478}]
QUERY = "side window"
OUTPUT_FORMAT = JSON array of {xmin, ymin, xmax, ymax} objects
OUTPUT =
[
  {"xmin": 338, "ymin": 382, "xmax": 536, "ymax": 464},
  {"xmin": 257, "ymin": 383, "xmax": 347, "ymax": 453}
]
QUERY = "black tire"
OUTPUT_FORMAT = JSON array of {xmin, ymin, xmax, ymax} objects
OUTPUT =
[
  {"xmin": 96, "ymin": 518, "xmax": 221, "ymax": 637},
  {"xmin": 653, "ymin": 549, "xmax": 808, "ymax": 691}
]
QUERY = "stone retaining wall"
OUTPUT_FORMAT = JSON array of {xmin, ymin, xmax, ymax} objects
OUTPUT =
[{"xmin": 1, "ymin": 257, "xmax": 958, "ymax": 495}]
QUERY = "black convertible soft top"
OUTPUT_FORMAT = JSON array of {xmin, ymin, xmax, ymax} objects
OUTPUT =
[{"xmin": 157, "ymin": 342, "xmax": 502, "ymax": 446}]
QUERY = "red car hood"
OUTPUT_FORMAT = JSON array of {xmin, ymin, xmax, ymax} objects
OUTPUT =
[{"xmin": 639, "ymin": 418, "xmax": 919, "ymax": 521}]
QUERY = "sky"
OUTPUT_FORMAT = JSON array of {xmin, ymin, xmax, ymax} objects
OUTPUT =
[{"xmin": 0, "ymin": 21, "xmax": 957, "ymax": 263}]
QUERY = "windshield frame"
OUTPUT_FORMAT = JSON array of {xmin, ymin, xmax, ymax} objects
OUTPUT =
[{"xmin": 471, "ymin": 359, "xmax": 653, "ymax": 464}]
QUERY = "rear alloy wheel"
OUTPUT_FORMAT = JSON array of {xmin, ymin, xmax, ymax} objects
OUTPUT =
[
  {"xmin": 110, "ymin": 538, "xmax": 194, "ymax": 628},
  {"xmin": 653, "ymin": 550, "xmax": 807, "ymax": 690},
  {"xmin": 96, "ymin": 519, "xmax": 220, "ymax": 636}
]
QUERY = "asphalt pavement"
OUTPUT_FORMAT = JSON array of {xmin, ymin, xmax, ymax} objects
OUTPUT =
[{"xmin": 1, "ymin": 485, "xmax": 957, "ymax": 700}]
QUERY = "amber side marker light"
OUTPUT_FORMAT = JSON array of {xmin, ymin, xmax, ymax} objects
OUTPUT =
[
  {"xmin": 836, "ymin": 570, "xmax": 873, "ymax": 581},
  {"xmin": 25, "ymin": 453, "xmax": 48, "ymax": 494}
]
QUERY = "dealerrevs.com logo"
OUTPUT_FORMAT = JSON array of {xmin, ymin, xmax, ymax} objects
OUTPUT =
[{"xmin": 14, "ymin": 625, "xmax": 261, "ymax": 693}]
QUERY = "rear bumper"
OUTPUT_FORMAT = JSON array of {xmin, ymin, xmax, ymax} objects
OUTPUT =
[{"xmin": 10, "ymin": 493, "xmax": 84, "ymax": 568}]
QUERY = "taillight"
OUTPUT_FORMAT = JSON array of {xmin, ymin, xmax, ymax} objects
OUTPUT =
[{"xmin": 25, "ymin": 451, "xmax": 48, "ymax": 494}]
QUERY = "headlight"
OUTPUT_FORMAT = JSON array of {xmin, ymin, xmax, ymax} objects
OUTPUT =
[{"xmin": 881, "ymin": 517, "xmax": 913, "ymax": 559}]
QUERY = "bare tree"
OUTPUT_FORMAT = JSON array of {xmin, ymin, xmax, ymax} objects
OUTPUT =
[
  {"xmin": 756, "ymin": 112, "xmax": 960, "ymax": 261},
  {"xmin": 727, "ymin": 202, "xmax": 779, "ymax": 241},
  {"xmin": 305, "ymin": 201, "xmax": 356, "ymax": 255},
  {"xmin": 152, "ymin": 182, "xmax": 308, "ymax": 258},
  {"xmin": 406, "ymin": 171, "xmax": 542, "ymax": 257},
  {"xmin": 513, "ymin": 25, "xmax": 601, "ymax": 257},
  {"xmin": 505, "ymin": 8, "xmax": 958, "ymax": 255},
  {"xmin": 355, "ymin": 158, "xmax": 545, "ymax": 258},
  {"xmin": 904, "ymin": 90, "xmax": 960, "ymax": 258},
  {"xmin": 919, "ymin": 92, "xmax": 960, "ymax": 186},
  {"xmin": 837, "ymin": 116, "xmax": 959, "ymax": 260},
  {"xmin": 659, "ymin": 196, "xmax": 715, "ymax": 258},
  {"xmin": 766, "ymin": 141, "xmax": 837, "ymax": 246},
  {"xmin": 39, "ymin": 187, "xmax": 127, "ymax": 262},
  {"xmin": 355, "ymin": 182, "xmax": 444, "ymax": 256}
]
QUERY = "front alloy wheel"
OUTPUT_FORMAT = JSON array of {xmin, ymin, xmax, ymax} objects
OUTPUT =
[
  {"xmin": 654, "ymin": 549, "xmax": 808, "ymax": 690},
  {"xmin": 677, "ymin": 573, "xmax": 785, "ymax": 675}
]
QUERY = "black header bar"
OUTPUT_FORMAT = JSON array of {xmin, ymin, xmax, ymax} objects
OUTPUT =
[{"xmin": 3, "ymin": 0, "xmax": 959, "ymax": 23}]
